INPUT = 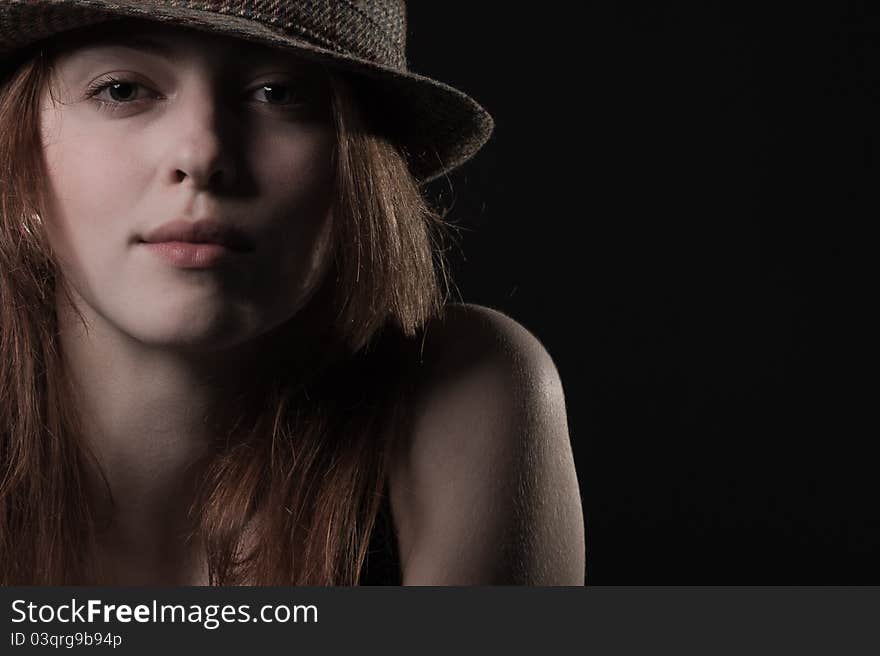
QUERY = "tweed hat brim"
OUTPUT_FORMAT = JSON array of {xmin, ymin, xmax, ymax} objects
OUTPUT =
[{"xmin": 0, "ymin": 1, "xmax": 494, "ymax": 182}]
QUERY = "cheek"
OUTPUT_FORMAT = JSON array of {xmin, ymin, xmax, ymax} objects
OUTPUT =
[
  {"xmin": 257, "ymin": 122, "xmax": 336, "ymax": 201},
  {"xmin": 265, "ymin": 187, "xmax": 336, "ymax": 317},
  {"xmin": 40, "ymin": 138, "xmax": 125, "ymax": 282},
  {"xmin": 260, "ymin": 128, "xmax": 336, "ymax": 259},
  {"xmin": 284, "ymin": 208, "xmax": 335, "ymax": 300},
  {"xmin": 40, "ymin": 114, "xmax": 145, "ymax": 262},
  {"xmin": 242, "ymin": 125, "xmax": 338, "ymax": 317}
]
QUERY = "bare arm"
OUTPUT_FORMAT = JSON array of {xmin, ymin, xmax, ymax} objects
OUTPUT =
[{"xmin": 390, "ymin": 304, "xmax": 585, "ymax": 585}]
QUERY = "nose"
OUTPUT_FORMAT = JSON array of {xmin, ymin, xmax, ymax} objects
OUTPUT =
[{"xmin": 165, "ymin": 84, "xmax": 239, "ymax": 190}]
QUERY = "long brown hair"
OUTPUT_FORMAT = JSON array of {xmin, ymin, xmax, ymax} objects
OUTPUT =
[{"xmin": 0, "ymin": 39, "xmax": 449, "ymax": 584}]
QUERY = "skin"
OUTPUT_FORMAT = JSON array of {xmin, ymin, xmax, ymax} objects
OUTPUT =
[
  {"xmin": 392, "ymin": 304, "xmax": 585, "ymax": 585},
  {"xmin": 39, "ymin": 20, "xmax": 337, "ymax": 582},
  {"xmin": 38, "ymin": 19, "xmax": 586, "ymax": 585}
]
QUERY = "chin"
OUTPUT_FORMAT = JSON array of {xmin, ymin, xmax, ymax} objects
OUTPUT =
[
  {"xmin": 122, "ymin": 305, "xmax": 262, "ymax": 352},
  {"xmin": 132, "ymin": 325, "xmax": 254, "ymax": 352}
]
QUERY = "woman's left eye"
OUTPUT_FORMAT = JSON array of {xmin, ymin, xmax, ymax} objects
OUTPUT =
[{"xmin": 255, "ymin": 83, "xmax": 309, "ymax": 108}]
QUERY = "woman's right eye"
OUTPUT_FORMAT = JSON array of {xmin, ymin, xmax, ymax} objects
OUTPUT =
[
  {"xmin": 85, "ymin": 76, "xmax": 153, "ymax": 112},
  {"xmin": 100, "ymin": 81, "xmax": 140, "ymax": 102}
]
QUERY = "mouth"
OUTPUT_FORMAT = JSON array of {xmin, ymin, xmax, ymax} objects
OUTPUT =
[
  {"xmin": 137, "ymin": 218, "xmax": 254, "ymax": 268},
  {"xmin": 140, "ymin": 218, "xmax": 254, "ymax": 250},
  {"xmin": 138, "ymin": 241, "xmax": 241, "ymax": 268}
]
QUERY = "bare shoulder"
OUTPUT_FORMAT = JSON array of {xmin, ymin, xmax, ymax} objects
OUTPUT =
[
  {"xmin": 415, "ymin": 302, "xmax": 560, "ymax": 385},
  {"xmin": 388, "ymin": 303, "xmax": 586, "ymax": 585}
]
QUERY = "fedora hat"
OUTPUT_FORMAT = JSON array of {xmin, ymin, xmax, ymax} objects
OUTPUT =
[{"xmin": 0, "ymin": 0, "xmax": 494, "ymax": 182}]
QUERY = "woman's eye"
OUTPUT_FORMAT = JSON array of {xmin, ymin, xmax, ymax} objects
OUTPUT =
[
  {"xmin": 255, "ymin": 83, "xmax": 306, "ymax": 107},
  {"xmin": 85, "ymin": 76, "xmax": 312, "ymax": 113},
  {"xmin": 99, "ymin": 81, "xmax": 138, "ymax": 102},
  {"xmin": 86, "ymin": 77, "xmax": 151, "ymax": 111}
]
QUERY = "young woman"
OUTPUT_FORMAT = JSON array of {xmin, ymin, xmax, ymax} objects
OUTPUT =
[{"xmin": 0, "ymin": 1, "xmax": 585, "ymax": 585}]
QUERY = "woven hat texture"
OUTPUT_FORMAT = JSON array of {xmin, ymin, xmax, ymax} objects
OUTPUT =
[{"xmin": 0, "ymin": 1, "xmax": 494, "ymax": 181}]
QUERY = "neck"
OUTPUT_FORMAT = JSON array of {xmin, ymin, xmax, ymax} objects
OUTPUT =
[
  {"xmin": 54, "ymin": 293, "xmax": 294, "ymax": 536},
  {"xmin": 54, "ymin": 275, "xmax": 344, "ymax": 552},
  {"xmin": 62, "ymin": 312, "xmax": 252, "ymax": 463}
]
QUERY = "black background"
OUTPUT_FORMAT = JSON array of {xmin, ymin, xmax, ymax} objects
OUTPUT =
[{"xmin": 407, "ymin": 4, "xmax": 876, "ymax": 583}]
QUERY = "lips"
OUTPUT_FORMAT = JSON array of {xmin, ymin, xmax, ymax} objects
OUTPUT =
[{"xmin": 139, "ymin": 218, "xmax": 254, "ymax": 253}]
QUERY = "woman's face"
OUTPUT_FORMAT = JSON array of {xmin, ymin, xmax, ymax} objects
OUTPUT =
[{"xmin": 39, "ymin": 20, "xmax": 337, "ymax": 351}]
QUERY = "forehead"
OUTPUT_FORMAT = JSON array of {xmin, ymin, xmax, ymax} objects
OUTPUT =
[{"xmin": 50, "ymin": 18, "xmax": 306, "ymax": 67}]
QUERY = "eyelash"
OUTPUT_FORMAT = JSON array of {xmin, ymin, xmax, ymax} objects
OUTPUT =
[{"xmin": 84, "ymin": 75, "xmax": 311, "ymax": 114}]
